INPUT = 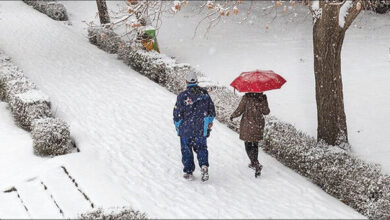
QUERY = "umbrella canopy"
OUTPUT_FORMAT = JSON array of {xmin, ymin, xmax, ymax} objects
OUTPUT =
[{"xmin": 230, "ymin": 70, "xmax": 286, "ymax": 93}]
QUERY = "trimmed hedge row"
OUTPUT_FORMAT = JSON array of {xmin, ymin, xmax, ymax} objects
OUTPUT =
[
  {"xmin": 80, "ymin": 207, "xmax": 147, "ymax": 220},
  {"xmin": 0, "ymin": 52, "xmax": 71, "ymax": 156},
  {"xmin": 10, "ymin": 90, "xmax": 52, "ymax": 130},
  {"xmin": 87, "ymin": 26, "xmax": 390, "ymax": 219},
  {"xmin": 263, "ymin": 117, "xmax": 390, "ymax": 219},
  {"xmin": 23, "ymin": 0, "xmax": 68, "ymax": 21},
  {"xmin": 88, "ymin": 27, "xmax": 121, "ymax": 54}
]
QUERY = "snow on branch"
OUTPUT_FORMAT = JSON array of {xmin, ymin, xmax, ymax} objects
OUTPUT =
[
  {"xmin": 339, "ymin": 0, "xmax": 354, "ymax": 28},
  {"xmin": 310, "ymin": 0, "xmax": 323, "ymax": 21},
  {"xmin": 97, "ymin": 1, "xmax": 299, "ymax": 42},
  {"xmin": 342, "ymin": 0, "xmax": 364, "ymax": 30},
  {"xmin": 308, "ymin": 0, "xmax": 363, "ymax": 29}
]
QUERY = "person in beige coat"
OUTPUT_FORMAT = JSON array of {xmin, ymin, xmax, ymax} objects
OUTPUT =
[{"xmin": 230, "ymin": 92, "xmax": 270, "ymax": 178}]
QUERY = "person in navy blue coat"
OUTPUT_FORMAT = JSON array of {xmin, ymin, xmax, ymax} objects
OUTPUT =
[{"xmin": 173, "ymin": 72, "xmax": 216, "ymax": 181}]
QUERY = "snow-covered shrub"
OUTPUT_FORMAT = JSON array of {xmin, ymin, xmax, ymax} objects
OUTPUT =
[
  {"xmin": 89, "ymin": 27, "xmax": 190, "ymax": 89},
  {"xmin": 119, "ymin": 44, "xmax": 170, "ymax": 85},
  {"xmin": 2, "ymin": 77, "xmax": 37, "ymax": 103},
  {"xmin": 88, "ymin": 27, "xmax": 122, "ymax": 54},
  {"xmin": 165, "ymin": 64, "xmax": 192, "ymax": 94},
  {"xmin": 80, "ymin": 207, "xmax": 147, "ymax": 220},
  {"xmin": 0, "ymin": 65, "xmax": 25, "ymax": 101},
  {"xmin": 23, "ymin": 0, "xmax": 68, "ymax": 21},
  {"xmin": 205, "ymin": 85, "xmax": 241, "ymax": 131},
  {"xmin": 31, "ymin": 117, "xmax": 71, "ymax": 156},
  {"xmin": 263, "ymin": 117, "xmax": 390, "ymax": 219},
  {"xmin": 9, "ymin": 90, "xmax": 52, "ymax": 131},
  {"xmin": 0, "ymin": 53, "xmax": 10, "ymax": 63},
  {"xmin": 119, "ymin": 41, "xmax": 195, "ymax": 92},
  {"xmin": 370, "ymin": 0, "xmax": 390, "ymax": 14}
]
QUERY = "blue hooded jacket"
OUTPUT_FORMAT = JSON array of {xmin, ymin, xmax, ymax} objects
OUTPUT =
[{"xmin": 173, "ymin": 84, "xmax": 216, "ymax": 138}]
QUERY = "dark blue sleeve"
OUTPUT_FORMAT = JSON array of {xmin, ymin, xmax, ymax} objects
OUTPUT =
[
  {"xmin": 202, "ymin": 92, "xmax": 216, "ymax": 137},
  {"xmin": 207, "ymin": 92, "xmax": 216, "ymax": 118},
  {"xmin": 173, "ymin": 93, "xmax": 184, "ymax": 124}
]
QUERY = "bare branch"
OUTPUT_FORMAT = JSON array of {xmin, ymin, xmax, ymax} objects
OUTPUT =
[{"xmin": 343, "ymin": 0, "xmax": 363, "ymax": 30}]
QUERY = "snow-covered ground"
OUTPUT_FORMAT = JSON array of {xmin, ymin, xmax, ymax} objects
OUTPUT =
[
  {"xmin": 0, "ymin": 102, "xmax": 43, "ymax": 183},
  {"xmin": 0, "ymin": 1, "xmax": 364, "ymax": 218}
]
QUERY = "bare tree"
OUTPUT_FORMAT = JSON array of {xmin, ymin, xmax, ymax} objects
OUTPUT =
[
  {"xmin": 308, "ymin": 0, "xmax": 364, "ymax": 146},
  {"xmin": 96, "ymin": 0, "xmax": 110, "ymax": 24}
]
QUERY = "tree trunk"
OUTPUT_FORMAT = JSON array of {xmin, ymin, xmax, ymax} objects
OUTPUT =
[
  {"xmin": 96, "ymin": 0, "xmax": 110, "ymax": 24},
  {"xmin": 312, "ymin": 5, "xmax": 348, "ymax": 146}
]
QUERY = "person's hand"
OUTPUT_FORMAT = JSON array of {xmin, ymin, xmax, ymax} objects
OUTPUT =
[{"xmin": 208, "ymin": 122, "xmax": 213, "ymax": 129}]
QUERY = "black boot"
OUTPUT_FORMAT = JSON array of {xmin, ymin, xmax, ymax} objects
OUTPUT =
[
  {"xmin": 201, "ymin": 165, "xmax": 209, "ymax": 182},
  {"xmin": 255, "ymin": 164, "xmax": 263, "ymax": 178}
]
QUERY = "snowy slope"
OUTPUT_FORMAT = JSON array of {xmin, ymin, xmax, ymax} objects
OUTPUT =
[
  {"xmin": 0, "ymin": 1, "xmax": 364, "ymax": 218},
  {"xmin": 0, "ymin": 102, "xmax": 45, "ymax": 183}
]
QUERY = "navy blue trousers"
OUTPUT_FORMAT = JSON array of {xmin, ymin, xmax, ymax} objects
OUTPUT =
[{"xmin": 180, "ymin": 137, "xmax": 209, "ymax": 174}]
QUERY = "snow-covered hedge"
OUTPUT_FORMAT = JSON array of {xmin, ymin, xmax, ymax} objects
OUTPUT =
[
  {"xmin": 0, "ymin": 51, "xmax": 72, "ymax": 157},
  {"xmin": 118, "ymin": 43, "xmax": 193, "ymax": 90},
  {"xmin": 88, "ymin": 27, "xmax": 121, "ymax": 54},
  {"xmin": 205, "ymin": 85, "xmax": 241, "ymax": 131},
  {"xmin": 371, "ymin": 0, "xmax": 390, "ymax": 14},
  {"xmin": 80, "ymin": 207, "xmax": 147, "ymax": 220},
  {"xmin": 88, "ymin": 27, "xmax": 192, "ymax": 94},
  {"xmin": 9, "ymin": 90, "xmax": 52, "ymax": 131},
  {"xmin": 2, "ymin": 77, "xmax": 37, "ymax": 103},
  {"xmin": 119, "ymin": 44, "xmax": 166, "ymax": 84},
  {"xmin": 23, "ymin": 0, "xmax": 68, "ymax": 21},
  {"xmin": 0, "ymin": 59, "xmax": 25, "ymax": 101},
  {"xmin": 88, "ymin": 27, "xmax": 390, "ymax": 219},
  {"xmin": 31, "ymin": 118, "xmax": 71, "ymax": 156},
  {"xmin": 263, "ymin": 117, "xmax": 390, "ymax": 219}
]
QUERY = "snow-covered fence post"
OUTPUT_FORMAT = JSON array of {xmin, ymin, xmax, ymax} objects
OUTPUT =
[{"xmin": 23, "ymin": 0, "xmax": 68, "ymax": 21}]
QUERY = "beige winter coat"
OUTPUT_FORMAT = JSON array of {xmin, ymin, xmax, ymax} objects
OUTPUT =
[{"xmin": 231, "ymin": 93, "xmax": 270, "ymax": 142}]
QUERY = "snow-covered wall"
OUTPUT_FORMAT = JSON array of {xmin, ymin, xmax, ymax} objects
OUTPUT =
[
  {"xmin": 88, "ymin": 27, "xmax": 390, "ymax": 219},
  {"xmin": 23, "ymin": 0, "xmax": 68, "ymax": 21}
]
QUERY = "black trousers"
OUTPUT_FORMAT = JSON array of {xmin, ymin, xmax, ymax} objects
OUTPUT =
[{"xmin": 245, "ymin": 142, "xmax": 259, "ymax": 165}]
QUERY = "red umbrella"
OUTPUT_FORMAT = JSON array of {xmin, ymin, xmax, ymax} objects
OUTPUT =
[{"xmin": 230, "ymin": 70, "xmax": 286, "ymax": 93}]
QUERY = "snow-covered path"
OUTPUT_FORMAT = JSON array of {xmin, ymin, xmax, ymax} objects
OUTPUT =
[{"xmin": 0, "ymin": 1, "xmax": 363, "ymax": 218}]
